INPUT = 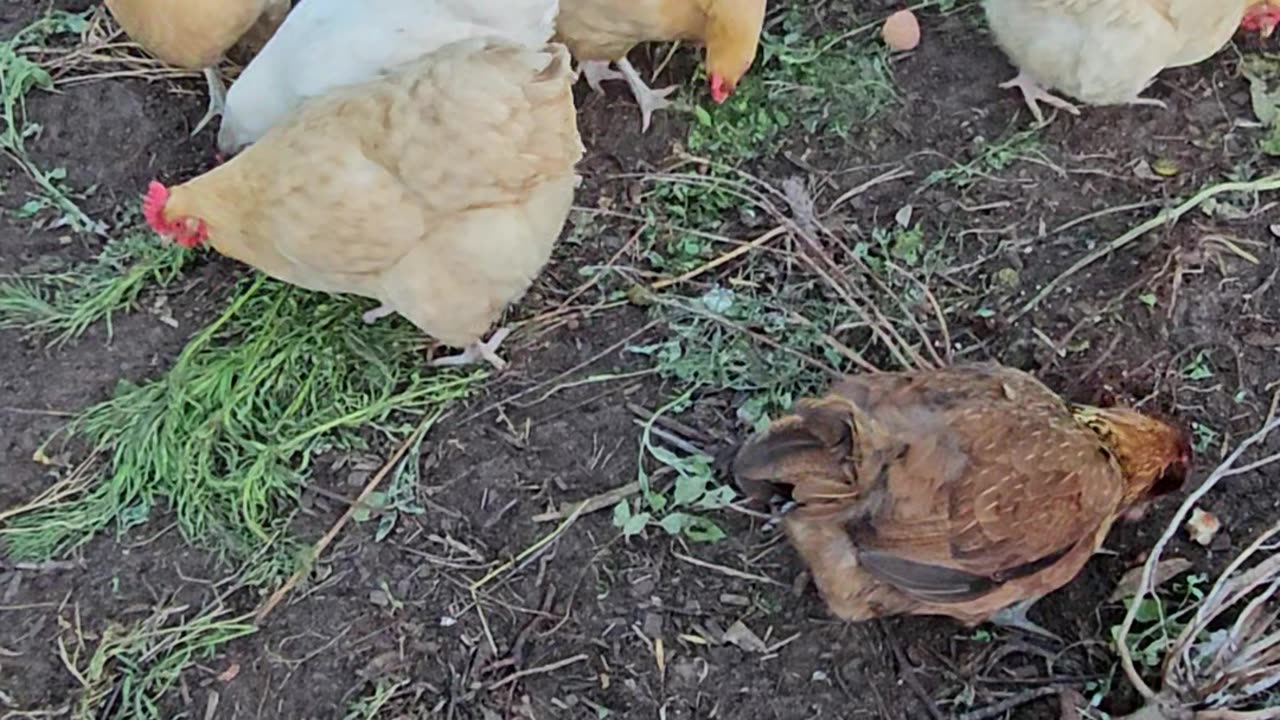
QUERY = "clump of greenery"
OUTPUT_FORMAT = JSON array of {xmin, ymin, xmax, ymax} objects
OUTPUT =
[
  {"xmin": 630, "ymin": 284, "xmax": 852, "ymax": 428},
  {"xmin": 69, "ymin": 606, "xmax": 256, "ymax": 720},
  {"xmin": 686, "ymin": 8, "xmax": 897, "ymax": 164},
  {"xmin": 2, "ymin": 273, "xmax": 482, "ymax": 570},
  {"xmin": 343, "ymin": 679, "xmax": 409, "ymax": 720},
  {"xmin": 0, "ymin": 10, "xmax": 102, "ymax": 233},
  {"xmin": 1111, "ymin": 571, "xmax": 1210, "ymax": 671},
  {"xmin": 0, "ymin": 228, "xmax": 190, "ymax": 344},
  {"xmin": 924, "ymin": 128, "xmax": 1046, "ymax": 189},
  {"xmin": 613, "ymin": 392, "xmax": 737, "ymax": 542}
]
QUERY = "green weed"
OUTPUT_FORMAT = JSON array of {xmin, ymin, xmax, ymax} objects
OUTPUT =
[
  {"xmin": 924, "ymin": 128, "xmax": 1046, "ymax": 188},
  {"xmin": 1110, "ymin": 572, "xmax": 1209, "ymax": 671},
  {"xmin": 343, "ymin": 679, "xmax": 408, "ymax": 720},
  {"xmin": 612, "ymin": 391, "xmax": 736, "ymax": 542},
  {"xmin": 0, "ymin": 10, "xmax": 104, "ymax": 234},
  {"xmin": 0, "ymin": 227, "xmax": 190, "ymax": 344},
  {"xmin": 686, "ymin": 10, "xmax": 897, "ymax": 164},
  {"xmin": 69, "ymin": 606, "xmax": 256, "ymax": 720},
  {"xmin": 1, "ymin": 273, "xmax": 482, "ymax": 572}
]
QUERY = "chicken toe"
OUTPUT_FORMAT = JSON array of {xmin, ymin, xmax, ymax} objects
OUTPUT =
[
  {"xmin": 192, "ymin": 67, "xmax": 227, "ymax": 137},
  {"xmin": 430, "ymin": 328, "xmax": 514, "ymax": 371},
  {"xmin": 999, "ymin": 71, "xmax": 1079, "ymax": 124},
  {"xmin": 990, "ymin": 599, "xmax": 1062, "ymax": 642},
  {"xmin": 361, "ymin": 304, "xmax": 395, "ymax": 325},
  {"xmin": 579, "ymin": 60, "xmax": 625, "ymax": 94},
  {"xmin": 616, "ymin": 58, "xmax": 677, "ymax": 133}
]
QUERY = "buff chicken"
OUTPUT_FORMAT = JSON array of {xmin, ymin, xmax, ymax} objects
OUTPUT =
[
  {"xmin": 983, "ymin": 0, "xmax": 1280, "ymax": 122},
  {"xmin": 555, "ymin": 0, "xmax": 768, "ymax": 131},
  {"xmin": 143, "ymin": 39, "xmax": 584, "ymax": 370},
  {"xmin": 734, "ymin": 363, "xmax": 1191, "ymax": 637},
  {"xmin": 216, "ymin": 0, "xmax": 560, "ymax": 155},
  {"xmin": 104, "ymin": 0, "xmax": 291, "ymax": 135}
]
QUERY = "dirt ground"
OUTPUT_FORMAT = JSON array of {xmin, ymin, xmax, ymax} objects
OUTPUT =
[{"xmin": 2, "ymin": 1, "xmax": 1279, "ymax": 719}]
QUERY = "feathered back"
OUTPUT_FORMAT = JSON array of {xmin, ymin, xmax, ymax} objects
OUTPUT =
[{"xmin": 218, "ymin": 0, "xmax": 562, "ymax": 153}]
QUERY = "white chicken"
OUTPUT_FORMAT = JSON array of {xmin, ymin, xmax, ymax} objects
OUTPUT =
[
  {"xmin": 216, "ymin": 0, "xmax": 560, "ymax": 154},
  {"xmin": 983, "ymin": 0, "xmax": 1268, "ymax": 123}
]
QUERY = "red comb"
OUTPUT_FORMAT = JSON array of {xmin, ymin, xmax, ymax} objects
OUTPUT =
[
  {"xmin": 142, "ymin": 181, "xmax": 170, "ymax": 234},
  {"xmin": 1242, "ymin": 5, "xmax": 1280, "ymax": 32}
]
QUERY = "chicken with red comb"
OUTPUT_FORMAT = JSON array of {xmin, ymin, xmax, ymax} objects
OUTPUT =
[
  {"xmin": 555, "ymin": 0, "xmax": 766, "ymax": 132},
  {"xmin": 144, "ymin": 38, "xmax": 583, "ymax": 371}
]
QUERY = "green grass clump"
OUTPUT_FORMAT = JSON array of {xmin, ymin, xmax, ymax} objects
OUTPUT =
[
  {"xmin": 0, "ymin": 10, "xmax": 102, "ymax": 234},
  {"xmin": 1, "ymin": 274, "xmax": 482, "ymax": 569},
  {"xmin": 0, "ymin": 229, "xmax": 190, "ymax": 344},
  {"xmin": 686, "ymin": 9, "xmax": 897, "ymax": 164},
  {"xmin": 72, "ymin": 607, "xmax": 256, "ymax": 720},
  {"xmin": 632, "ymin": 284, "xmax": 854, "ymax": 427}
]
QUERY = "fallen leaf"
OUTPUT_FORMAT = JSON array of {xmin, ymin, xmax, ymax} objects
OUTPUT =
[
  {"xmin": 722, "ymin": 620, "xmax": 769, "ymax": 654},
  {"xmin": 1186, "ymin": 507, "xmax": 1222, "ymax": 546},
  {"xmin": 1151, "ymin": 158, "xmax": 1180, "ymax": 177},
  {"xmin": 1108, "ymin": 557, "xmax": 1194, "ymax": 601},
  {"xmin": 215, "ymin": 662, "xmax": 240, "ymax": 683}
]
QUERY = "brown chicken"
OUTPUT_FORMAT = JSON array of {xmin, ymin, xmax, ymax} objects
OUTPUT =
[
  {"xmin": 142, "ymin": 38, "xmax": 584, "ymax": 370},
  {"xmin": 556, "ymin": 0, "xmax": 768, "ymax": 131},
  {"xmin": 734, "ymin": 363, "xmax": 1191, "ymax": 637},
  {"xmin": 105, "ymin": 0, "xmax": 291, "ymax": 134},
  {"xmin": 983, "ymin": 0, "xmax": 1275, "ymax": 123}
]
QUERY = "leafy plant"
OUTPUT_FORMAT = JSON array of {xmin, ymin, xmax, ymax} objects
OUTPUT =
[
  {"xmin": 0, "ymin": 10, "xmax": 103, "ymax": 234},
  {"xmin": 2, "ymin": 274, "xmax": 481, "ymax": 572},
  {"xmin": 613, "ymin": 392, "xmax": 736, "ymax": 542},
  {"xmin": 0, "ymin": 227, "xmax": 190, "ymax": 344}
]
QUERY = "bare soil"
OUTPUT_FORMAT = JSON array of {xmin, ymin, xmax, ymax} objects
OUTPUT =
[{"xmin": 2, "ymin": 2, "xmax": 1278, "ymax": 719}]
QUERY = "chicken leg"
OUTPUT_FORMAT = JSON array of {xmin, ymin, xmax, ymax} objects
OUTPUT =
[
  {"xmin": 430, "ymin": 327, "xmax": 513, "ymax": 371},
  {"xmin": 999, "ymin": 71, "xmax": 1080, "ymax": 124},
  {"xmin": 361, "ymin": 304, "xmax": 396, "ymax": 325},
  {"xmin": 192, "ymin": 67, "xmax": 227, "ymax": 137},
  {"xmin": 579, "ymin": 60, "xmax": 625, "ymax": 94},
  {"xmin": 990, "ymin": 599, "xmax": 1062, "ymax": 641},
  {"xmin": 616, "ymin": 58, "xmax": 677, "ymax": 133}
]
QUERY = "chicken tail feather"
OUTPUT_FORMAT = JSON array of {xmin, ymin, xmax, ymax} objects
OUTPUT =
[{"xmin": 732, "ymin": 397, "xmax": 859, "ymax": 505}]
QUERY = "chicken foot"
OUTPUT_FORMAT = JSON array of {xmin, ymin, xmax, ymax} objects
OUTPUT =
[
  {"xmin": 578, "ymin": 58, "xmax": 675, "ymax": 133},
  {"xmin": 192, "ymin": 67, "xmax": 227, "ymax": 137},
  {"xmin": 430, "ymin": 327, "xmax": 513, "ymax": 371},
  {"xmin": 617, "ymin": 58, "xmax": 677, "ymax": 133},
  {"xmin": 999, "ymin": 71, "xmax": 1080, "ymax": 124},
  {"xmin": 989, "ymin": 598, "xmax": 1062, "ymax": 642}
]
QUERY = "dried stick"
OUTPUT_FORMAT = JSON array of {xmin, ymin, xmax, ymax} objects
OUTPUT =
[
  {"xmin": 1016, "ymin": 174, "xmax": 1280, "ymax": 320},
  {"xmin": 1115, "ymin": 414, "xmax": 1280, "ymax": 699},
  {"xmin": 255, "ymin": 412, "xmax": 440, "ymax": 624}
]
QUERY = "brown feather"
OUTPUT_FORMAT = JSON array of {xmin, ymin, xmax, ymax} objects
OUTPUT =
[{"xmin": 737, "ymin": 363, "xmax": 1190, "ymax": 626}]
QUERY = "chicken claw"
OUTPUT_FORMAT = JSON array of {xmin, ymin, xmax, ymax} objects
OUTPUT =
[
  {"xmin": 990, "ymin": 599, "xmax": 1062, "ymax": 642},
  {"xmin": 999, "ymin": 71, "xmax": 1079, "ymax": 124},
  {"xmin": 361, "ymin": 304, "xmax": 395, "ymax": 325},
  {"xmin": 579, "ymin": 60, "xmax": 624, "ymax": 94},
  {"xmin": 431, "ymin": 327, "xmax": 513, "ymax": 371},
  {"xmin": 615, "ymin": 58, "xmax": 677, "ymax": 133},
  {"xmin": 192, "ymin": 67, "xmax": 227, "ymax": 137}
]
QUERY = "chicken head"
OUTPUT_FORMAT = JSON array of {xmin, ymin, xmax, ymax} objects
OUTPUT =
[{"xmin": 701, "ymin": 0, "xmax": 768, "ymax": 103}]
